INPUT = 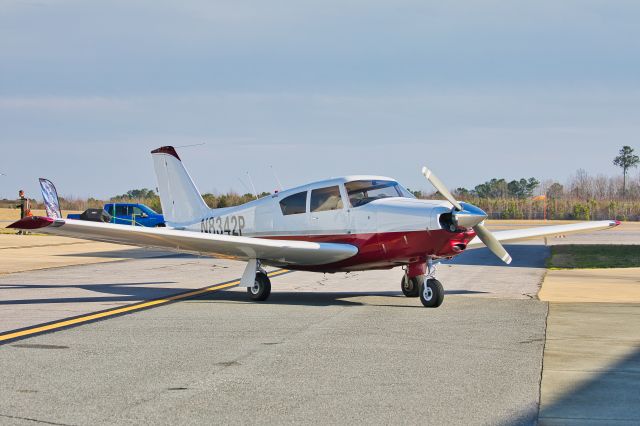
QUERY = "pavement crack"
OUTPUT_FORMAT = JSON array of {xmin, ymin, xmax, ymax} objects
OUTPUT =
[
  {"xmin": 215, "ymin": 360, "xmax": 241, "ymax": 367},
  {"xmin": 519, "ymin": 338, "xmax": 544, "ymax": 344},
  {"xmin": 0, "ymin": 413, "xmax": 74, "ymax": 426},
  {"xmin": 536, "ymin": 301, "xmax": 551, "ymax": 424},
  {"xmin": 12, "ymin": 344, "xmax": 69, "ymax": 350}
]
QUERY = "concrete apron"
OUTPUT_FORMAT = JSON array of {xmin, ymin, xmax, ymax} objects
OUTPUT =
[{"xmin": 538, "ymin": 268, "xmax": 640, "ymax": 425}]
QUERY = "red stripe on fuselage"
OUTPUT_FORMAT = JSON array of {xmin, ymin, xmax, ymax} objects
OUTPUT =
[{"xmin": 262, "ymin": 229, "xmax": 476, "ymax": 273}]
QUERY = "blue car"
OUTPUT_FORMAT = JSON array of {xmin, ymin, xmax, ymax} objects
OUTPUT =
[
  {"xmin": 104, "ymin": 203, "xmax": 165, "ymax": 227},
  {"xmin": 67, "ymin": 203, "xmax": 165, "ymax": 227}
]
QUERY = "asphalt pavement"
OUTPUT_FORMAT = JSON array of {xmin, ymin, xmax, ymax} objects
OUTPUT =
[
  {"xmin": 1, "ymin": 224, "xmax": 637, "ymax": 425},
  {"xmin": 0, "ymin": 244, "xmax": 549, "ymax": 425}
]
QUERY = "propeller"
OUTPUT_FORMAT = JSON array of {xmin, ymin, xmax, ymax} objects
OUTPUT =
[{"xmin": 421, "ymin": 166, "xmax": 512, "ymax": 265}]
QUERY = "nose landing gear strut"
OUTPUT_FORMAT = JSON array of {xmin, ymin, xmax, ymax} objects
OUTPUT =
[{"xmin": 402, "ymin": 258, "xmax": 444, "ymax": 308}]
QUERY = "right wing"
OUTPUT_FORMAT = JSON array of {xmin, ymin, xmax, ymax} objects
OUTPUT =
[
  {"xmin": 8, "ymin": 217, "xmax": 358, "ymax": 267},
  {"xmin": 467, "ymin": 220, "xmax": 620, "ymax": 248}
]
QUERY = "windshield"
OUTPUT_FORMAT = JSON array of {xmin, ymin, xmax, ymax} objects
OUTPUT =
[
  {"xmin": 139, "ymin": 205, "xmax": 158, "ymax": 215},
  {"xmin": 345, "ymin": 180, "xmax": 415, "ymax": 207}
]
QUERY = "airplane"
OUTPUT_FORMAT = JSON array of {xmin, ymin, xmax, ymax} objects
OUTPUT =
[{"xmin": 9, "ymin": 146, "xmax": 620, "ymax": 308}]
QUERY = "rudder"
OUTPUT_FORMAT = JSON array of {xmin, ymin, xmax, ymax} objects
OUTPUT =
[{"xmin": 151, "ymin": 146, "xmax": 209, "ymax": 226}]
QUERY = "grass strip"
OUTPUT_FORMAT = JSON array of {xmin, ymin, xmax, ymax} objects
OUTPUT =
[{"xmin": 547, "ymin": 244, "xmax": 640, "ymax": 269}]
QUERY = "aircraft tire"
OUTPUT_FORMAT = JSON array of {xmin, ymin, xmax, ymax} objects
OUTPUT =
[
  {"xmin": 401, "ymin": 274, "xmax": 420, "ymax": 297},
  {"xmin": 247, "ymin": 272, "xmax": 271, "ymax": 301},
  {"xmin": 419, "ymin": 279, "xmax": 444, "ymax": 308}
]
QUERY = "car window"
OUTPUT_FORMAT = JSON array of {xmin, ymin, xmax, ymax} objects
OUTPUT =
[
  {"xmin": 279, "ymin": 191, "xmax": 307, "ymax": 215},
  {"xmin": 115, "ymin": 205, "xmax": 129, "ymax": 216},
  {"xmin": 141, "ymin": 205, "xmax": 158, "ymax": 214},
  {"xmin": 132, "ymin": 206, "xmax": 144, "ymax": 216},
  {"xmin": 310, "ymin": 186, "xmax": 343, "ymax": 212}
]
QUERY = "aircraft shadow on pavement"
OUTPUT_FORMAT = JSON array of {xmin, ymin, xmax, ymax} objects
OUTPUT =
[
  {"xmin": 0, "ymin": 281, "xmax": 191, "ymax": 305},
  {"xmin": 195, "ymin": 289, "xmax": 488, "ymax": 308},
  {"xmin": 0, "ymin": 281, "xmax": 487, "ymax": 306},
  {"xmin": 443, "ymin": 244, "xmax": 550, "ymax": 268},
  {"xmin": 510, "ymin": 346, "xmax": 640, "ymax": 424}
]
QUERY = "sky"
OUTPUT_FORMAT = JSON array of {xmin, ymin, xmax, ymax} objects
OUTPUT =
[{"xmin": 1, "ymin": 0, "xmax": 639, "ymax": 200}]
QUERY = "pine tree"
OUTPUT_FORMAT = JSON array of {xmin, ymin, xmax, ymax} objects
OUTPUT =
[{"xmin": 613, "ymin": 146, "xmax": 639, "ymax": 196}]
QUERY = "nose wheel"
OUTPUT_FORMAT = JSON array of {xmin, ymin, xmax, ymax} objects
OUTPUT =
[
  {"xmin": 419, "ymin": 278, "xmax": 444, "ymax": 308},
  {"xmin": 402, "ymin": 259, "xmax": 445, "ymax": 308}
]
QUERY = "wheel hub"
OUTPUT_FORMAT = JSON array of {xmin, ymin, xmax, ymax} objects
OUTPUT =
[{"xmin": 423, "ymin": 283, "xmax": 433, "ymax": 301}]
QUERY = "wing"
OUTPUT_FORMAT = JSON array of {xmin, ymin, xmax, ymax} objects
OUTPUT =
[
  {"xmin": 467, "ymin": 220, "xmax": 620, "ymax": 248},
  {"xmin": 8, "ymin": 217, "xmax": 358, "ymax": 267}
]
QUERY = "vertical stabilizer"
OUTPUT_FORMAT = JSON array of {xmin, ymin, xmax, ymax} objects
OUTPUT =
[{"xmin": 151, "ymin": 146, "xmax": 209, "ymax": 226}]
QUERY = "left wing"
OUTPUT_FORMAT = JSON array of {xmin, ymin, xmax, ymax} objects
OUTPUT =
[
  {"xmin": 8, "ymin": 217, "xmax": 358, "ymax": 267},
  {"xmin": 467, "ymin": 220, "xmax": 620, "ymax": 248}
]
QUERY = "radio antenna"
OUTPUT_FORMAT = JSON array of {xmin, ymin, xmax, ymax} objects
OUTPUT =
[
  {"xmin": 174, "ymin": 142, "xmax": 206, "ymax": 149},
  {"xmin": 246, "ymin": 172, "xmax": 258, "ymax": 199},
  {"xmin": 237, "ymin": 177, "xmax": 252, "ymax": 195},
  {"xmin": 270, "ymin": 165, "xmax": 283, "ymax": 191}
]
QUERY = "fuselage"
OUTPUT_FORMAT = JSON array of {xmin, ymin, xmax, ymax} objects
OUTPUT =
[{"xmin": 171, "ymin": 176, "xmax": 477, "ymax": 272}]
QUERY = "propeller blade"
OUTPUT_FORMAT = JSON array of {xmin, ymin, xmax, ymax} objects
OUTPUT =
[
  {"xmin": 421, "ymin": 166, "xmax": 463, "ymax": 211},
  {"xmin": 420, "ymin": 166, "xmax": 512, "ymax": 264},
  {"xmin": 473, "ymin": 223, "xmax": 513, "ymax": 264}
]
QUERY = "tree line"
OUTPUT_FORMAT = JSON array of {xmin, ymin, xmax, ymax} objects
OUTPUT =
[
  {"xmin": 413, "ymin": 146, "xmax": 640, "ymax": 221},
  {"xmin": 4, "ymin": 146, "xmax": 638, "ymax": 221}
]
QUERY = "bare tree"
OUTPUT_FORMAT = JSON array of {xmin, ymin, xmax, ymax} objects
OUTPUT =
[
  {"xmin": 569, "ymin": 169, "xmax": 592, "ymax": 200},
  {"xmin": 593, "ymin": 175, "xmax": 609, "ymax": 199}
]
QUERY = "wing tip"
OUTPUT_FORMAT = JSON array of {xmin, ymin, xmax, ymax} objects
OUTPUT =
[
  {"xmin": 7, "ymin": 216, "xmax": 55, "ymax": 230},
  {"xmin": 151, "ymin": 146, "xmax": 181, "ymax": 161}
]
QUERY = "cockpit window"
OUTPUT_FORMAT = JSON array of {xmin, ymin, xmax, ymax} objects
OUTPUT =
[
  {"xmin": 310, "ymin": 186, "xmax": 344, "ymax": 212},
  {"xmin": 279, "ymin": 191, "xmax": 307, "ymax": 215},
  {"xmin": 345, "ymin": 180, "xmax": 415, "ymax": 207}
]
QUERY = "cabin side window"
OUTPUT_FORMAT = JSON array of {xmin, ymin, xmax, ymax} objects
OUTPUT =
[
  {"xmin": 279, "ymin": 191, "xmax": 307, "ymax": 215},
  {"xmin": 310, "ymin": 186, "xmax": 344, "ymax": 212},
  {"xmin": 115, "ymin": 205, "xmax": 129, "ymax": 216}
]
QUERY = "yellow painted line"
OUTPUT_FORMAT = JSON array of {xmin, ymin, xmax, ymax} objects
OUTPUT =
[{"xmin": 0, "ymin": 269, "xmax": 290, "ymax": 343}]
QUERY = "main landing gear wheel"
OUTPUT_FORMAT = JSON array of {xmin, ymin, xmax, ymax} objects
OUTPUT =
[
  {"xmin": 247, "ymin": 272, "xmax": 271, "ymax": 301},
  {"xmin": 419, "ymin": 278, "xmax": 444, "ymax": 308},
  {"xmin": 401, "ymin": 274, "xmax": 421, "ymax": 297}
]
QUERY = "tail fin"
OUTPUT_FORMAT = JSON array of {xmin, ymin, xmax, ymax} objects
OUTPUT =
[{"xmin": 151, "ymin": 146, "xmax": 209, "ymax": 226}]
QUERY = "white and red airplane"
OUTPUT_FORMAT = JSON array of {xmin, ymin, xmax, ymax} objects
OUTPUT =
[{"xmin": 10, "ymin": 146, "xmax": 619, "ymax": 308}]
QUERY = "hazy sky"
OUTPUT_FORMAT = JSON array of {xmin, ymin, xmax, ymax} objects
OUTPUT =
[{"xmin": 1, "ymin": 1, "xmax": 639, "ymax": 200}]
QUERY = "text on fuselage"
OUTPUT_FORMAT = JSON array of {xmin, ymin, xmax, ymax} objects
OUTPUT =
[{"xmin": 201, "ymin": 215, "xmax": 246, "ymax": 236}]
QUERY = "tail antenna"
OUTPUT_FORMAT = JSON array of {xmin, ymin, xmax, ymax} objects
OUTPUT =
[
  {"xmin": 270, "ymin": 165, "xmax": 283, "ymax": 191},
  {"xmin": 246, "ymin": 172, "xmax": 258, "ymax": 199}
]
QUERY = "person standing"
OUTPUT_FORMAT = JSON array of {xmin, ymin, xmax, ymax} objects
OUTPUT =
[{"xmin": 15, "ymin": 190, "xmax": 30, "ymax": 234}]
